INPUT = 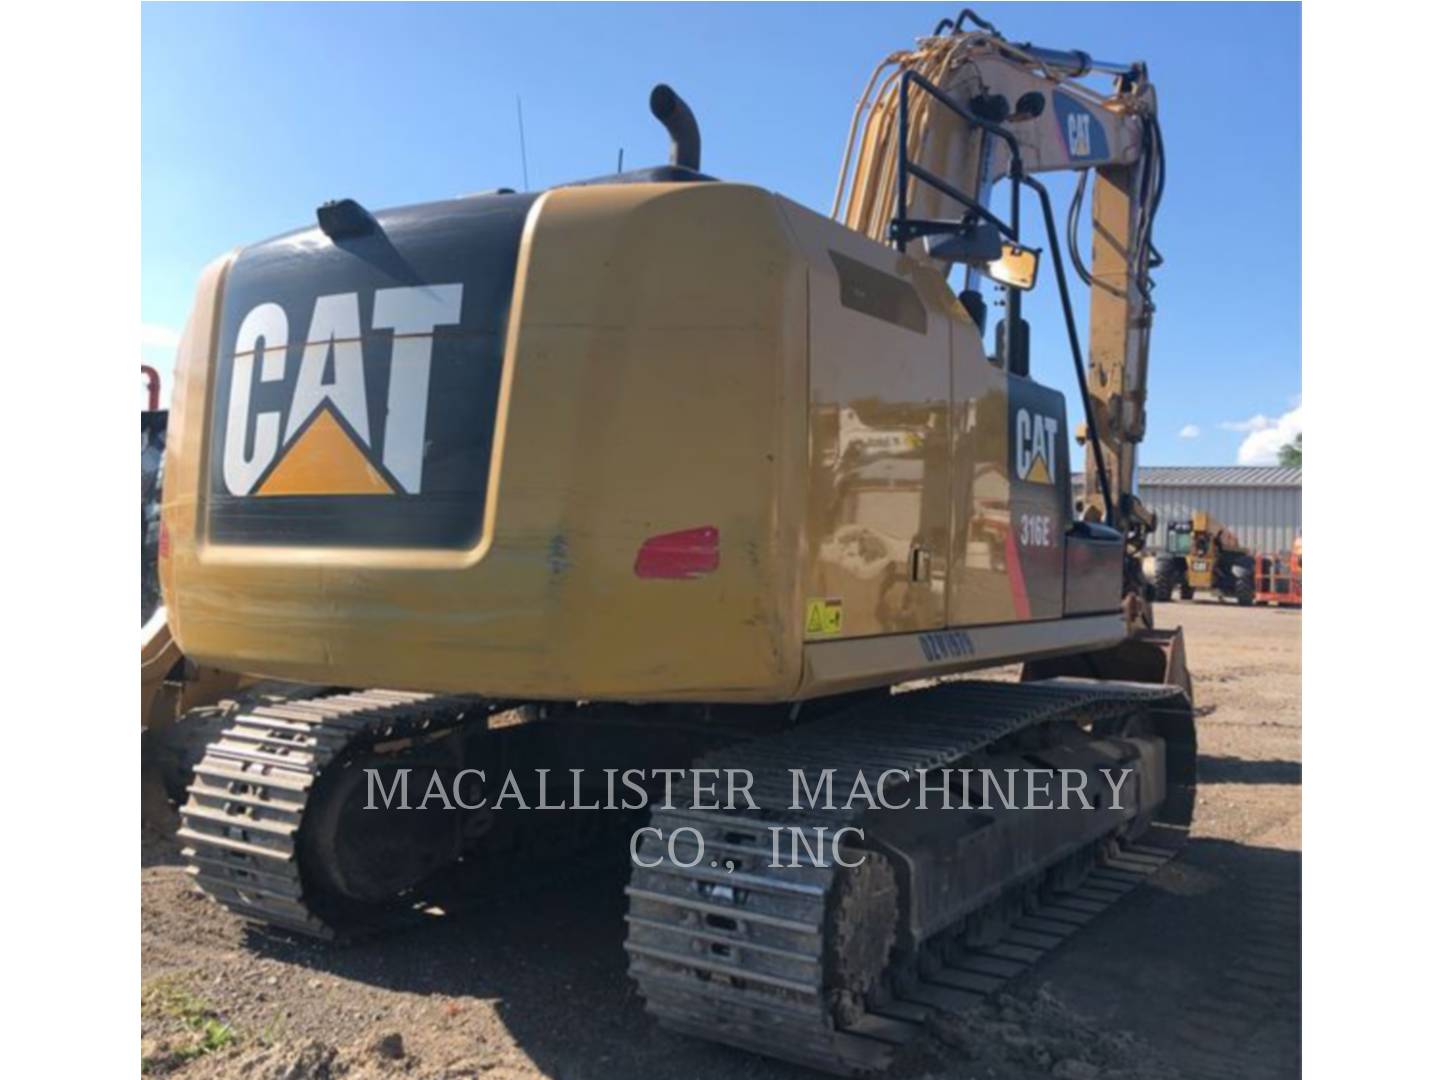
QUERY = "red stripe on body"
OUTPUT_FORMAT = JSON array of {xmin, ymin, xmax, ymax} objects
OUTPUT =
[{"xmin": 1004, "ymin": 527, "xmax": 1032, "ymax": 620}]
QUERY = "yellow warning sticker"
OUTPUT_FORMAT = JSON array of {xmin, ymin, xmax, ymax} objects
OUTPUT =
[{"xmin": 805, "ymin": 598, "xmax": 844, "ymax": 636}]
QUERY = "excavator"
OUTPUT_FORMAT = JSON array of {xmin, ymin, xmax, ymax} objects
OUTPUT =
[{"xmin": 159, "ymin": 11, "xmax": 1193, "ymax": 1074}]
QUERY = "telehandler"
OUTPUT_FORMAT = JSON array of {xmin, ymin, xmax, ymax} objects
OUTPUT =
[
  {"xmin": 1152, "ymin": 511, "xmax": 1256, "ymax": 605},
  {"xmin": 159, "ymin": 11, "xmax": 1194, "ymax": 1073}
]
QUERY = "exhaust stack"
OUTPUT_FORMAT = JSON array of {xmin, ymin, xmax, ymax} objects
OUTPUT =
[{"xmin": 649, "ymin": 84, "xmax": 701, "ymax": 171}]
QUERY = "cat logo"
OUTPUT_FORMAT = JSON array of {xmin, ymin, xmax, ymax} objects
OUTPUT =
[
  {"xmin": 1052, "ymin": 92, "xmax": 1109, "ymax": 163},
  {"xmin": 1066, "ymin": 112, "xmax": 1092, "ymax": 158},
  {"xmin": 1015, "ymin": 408, "xmax": 1059, "ymax": 486},
  {"xmin": 222, "ymin": 285, "xmax": 463, "ymax": 498}
]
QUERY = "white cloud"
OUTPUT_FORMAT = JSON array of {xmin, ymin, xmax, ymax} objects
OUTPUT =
[
  {"xmin": 1219, "ymin": 414, "xmax": 1271, "ymax": 433},
  {"xmin": 142, "ymin": 323, "xmax": 182, "ymax": 351},
  {"xmin": 1178, "ymin": 423, "xmax": 1201, "ymax": 439},
  {"xmin": 1229, "ymin": 405, "xmax": 1302, "ymax": 465}
]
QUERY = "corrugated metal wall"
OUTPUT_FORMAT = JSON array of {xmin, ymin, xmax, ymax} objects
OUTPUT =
[{"xmin": 1140, "ymin": 483, "xmax": 1302, "ymax": 554}]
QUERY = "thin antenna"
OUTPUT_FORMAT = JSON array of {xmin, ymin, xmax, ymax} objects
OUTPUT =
[
  {"xmin": 617, "ymin": 147, "xmax": 624, "ymax": 172},
  {"xmin": 515, "ymin": 96, "xmax": 531, "ymax": 191}
]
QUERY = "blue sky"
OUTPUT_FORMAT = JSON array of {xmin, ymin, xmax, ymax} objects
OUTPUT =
[{"xmin": 142, "ymin": 1, "xmax": 1299, "ymax": 465}]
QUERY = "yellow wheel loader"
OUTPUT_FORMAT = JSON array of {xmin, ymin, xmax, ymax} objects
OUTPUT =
[{"xmin": 158, "ymin": 12, "xmax": 1194, "ymax": 1073}]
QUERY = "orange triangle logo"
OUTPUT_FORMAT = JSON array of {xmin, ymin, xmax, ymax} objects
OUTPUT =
[
  {"xmin": 1024, "ymin": 453, "xmax": 1052, "ymax": 485},
  {"xmin": 255, "ymin": 407, "xmax": 396, "ymax": 497}
]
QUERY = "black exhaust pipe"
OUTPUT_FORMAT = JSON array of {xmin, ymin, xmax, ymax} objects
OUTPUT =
[{"xmin": 649, "ymin": 84, "xmax": 701, "ymax": 171}]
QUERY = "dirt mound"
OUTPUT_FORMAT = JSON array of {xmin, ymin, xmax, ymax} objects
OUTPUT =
[{"xmin": 903, "ymin": 986, "xmax": 1181, "ymax": 1079}]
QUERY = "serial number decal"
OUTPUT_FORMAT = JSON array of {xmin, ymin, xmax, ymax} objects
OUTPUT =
[{"xmin": 918, "ymin": 629, "xmax": 976, "ymax": 663}]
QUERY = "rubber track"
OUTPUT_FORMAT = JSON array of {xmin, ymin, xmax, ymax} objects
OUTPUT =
[
  {"xmin": 179, "ymin": 689, "xmax": 479, "ymax": 939},
  {"xmin": 624, "ymin": 679, "xmax": 1191, "ymax": 1076}
]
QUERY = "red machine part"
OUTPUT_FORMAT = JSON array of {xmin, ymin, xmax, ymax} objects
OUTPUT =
[{"xmin": 142, "ymin": 365, "xmax": 161, "ymax": 412}]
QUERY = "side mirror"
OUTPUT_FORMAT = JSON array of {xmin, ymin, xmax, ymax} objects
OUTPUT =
[
  {"xmin": 982, "ymin": 243, "xmax": 1041, "ymax": 291},
  {"xmin": 922, "ymin": 224, "xmax": 1040, "ymax": 292}
]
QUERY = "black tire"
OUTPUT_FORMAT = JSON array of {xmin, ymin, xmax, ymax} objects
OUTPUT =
[
  {"xmin": 1152, "ymin": 556, "xmax": 1182, "ymax": 602},
  {"xmin": 1228, "ymin": 555, "xmax": 1256, "ymax": 607}
]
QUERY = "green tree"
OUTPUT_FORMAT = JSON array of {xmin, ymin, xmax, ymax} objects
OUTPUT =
[{"xmin": 1278, "ymin": 432, "xmax": 1301, "ymax": 468}]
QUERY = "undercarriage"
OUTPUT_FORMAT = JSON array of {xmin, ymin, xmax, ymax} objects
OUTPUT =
[{"xmin": 175, "ymin": 677, "xmax": 1194, "ymax": 1075}]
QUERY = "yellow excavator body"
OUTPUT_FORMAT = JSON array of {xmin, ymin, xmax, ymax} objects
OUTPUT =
[{"xmin": 162, "ymin": 181, "xmax": 1121, "ymax": 703}]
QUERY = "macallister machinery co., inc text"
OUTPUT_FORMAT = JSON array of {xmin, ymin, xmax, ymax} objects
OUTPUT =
[{"xmin": 363, "ymin": 765, "xmax": 1137, "ymax": 870}]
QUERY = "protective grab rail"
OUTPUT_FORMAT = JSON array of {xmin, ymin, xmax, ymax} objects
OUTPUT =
[{"xmin": 889, "ymin": 68, "xmax": 1023, "ymax": 253}]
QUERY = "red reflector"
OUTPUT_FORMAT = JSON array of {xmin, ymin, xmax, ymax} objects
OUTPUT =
[
  {"xmin": 634, "ymin": 526, "xmax": 719, "ymax": 579},
  {"xmin": 158, "ymin": 521, "xmax": 171, "ymax": 559}
]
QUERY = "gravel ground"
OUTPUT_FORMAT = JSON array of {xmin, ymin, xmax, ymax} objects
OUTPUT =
[{"xmin": 141, "ymin": 600, "xmax": 1300, "ymax": 1080}]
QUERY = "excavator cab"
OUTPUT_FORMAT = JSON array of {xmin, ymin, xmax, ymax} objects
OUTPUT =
[{"xmin": 1165, "ymin": 522, "xmax": 1193, "ymax": 556}]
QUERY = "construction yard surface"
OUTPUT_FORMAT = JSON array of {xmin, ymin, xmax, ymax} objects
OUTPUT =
[{"xmin": 141, "ymin": 601, "xmax": 1301, "ymax": 1080}]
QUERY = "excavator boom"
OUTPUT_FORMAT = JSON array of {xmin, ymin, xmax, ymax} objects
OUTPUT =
[{"xmin": 835, "ymin": 17, "xmax": 1166, "ymax": 594}]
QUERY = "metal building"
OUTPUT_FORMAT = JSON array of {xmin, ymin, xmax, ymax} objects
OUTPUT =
[
  {"xmin": 1071, "ymin": 467, "xmax": 1302, "ymax": 553},
  {"xmin": 1140, "ymin": 466, "xmax": 1301, "ymax": 554}
]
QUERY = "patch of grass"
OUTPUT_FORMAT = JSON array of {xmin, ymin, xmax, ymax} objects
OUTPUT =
[
  {"xmin": 143, "ymin": 976, "xmax": 212, "ymax": 1026},
  {"xmin": 175, "ymin": 1018, "xmax": 236, "ymax": 1060},
  {"xmin": 141, "ymin": 976, "xmax": 238, "ymax": 1073},
  {"xmin": 255, "ymin": 1012, "xmax": 285, "ymax": 1049}
]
